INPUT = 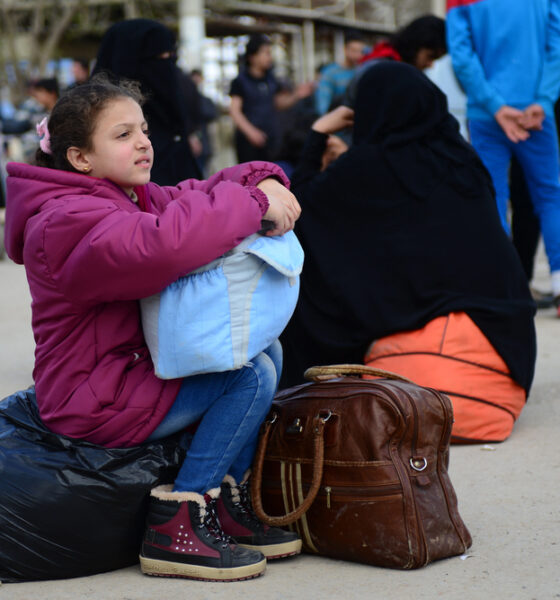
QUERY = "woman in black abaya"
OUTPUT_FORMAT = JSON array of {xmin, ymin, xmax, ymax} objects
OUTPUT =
[
  {"xmin": 280, "ymin": 62, "xmax": 536, "ymax": 441},
  {"xmin": 93, "ymin": 19, "xmax": 201, "ymax": 185}
]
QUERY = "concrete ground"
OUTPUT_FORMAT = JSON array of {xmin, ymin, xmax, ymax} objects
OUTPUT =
[{"xmin": 0, "ymin": 252, "xmax": 559, "ymax": 600}]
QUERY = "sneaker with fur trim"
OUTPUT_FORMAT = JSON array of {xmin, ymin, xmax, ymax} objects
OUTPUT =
[
  {"xmin": 139, "ymin": 485, "xmax": 266, "ymax": 581},
  {"xmin": 217, "ymin": 475, "xmax": 302, "ymax": 559}
]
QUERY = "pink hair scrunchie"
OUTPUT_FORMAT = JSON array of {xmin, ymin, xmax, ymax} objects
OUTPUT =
[{"xmin": 36, "ymin": 117, "xmax": 52, "ymax": 155}]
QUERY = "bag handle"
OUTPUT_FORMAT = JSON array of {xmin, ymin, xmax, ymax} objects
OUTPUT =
[
  {"xmin": 304, "ymin": 363, "xmax": 416, "ymax": 385},
  {"xmin": 250, "ymin": 412, "xmax": 328, "ymax": 527}
]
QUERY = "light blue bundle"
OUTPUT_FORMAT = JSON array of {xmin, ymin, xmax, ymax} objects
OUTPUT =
[{"xmin": 141, "ymin": 230, "xmax": 304, "ymax": 379}]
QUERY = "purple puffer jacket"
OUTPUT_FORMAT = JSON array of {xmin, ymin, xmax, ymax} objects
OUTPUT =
[{"xmin": 5, "ymin": 161, "xmax": 288, "ymax": 447}]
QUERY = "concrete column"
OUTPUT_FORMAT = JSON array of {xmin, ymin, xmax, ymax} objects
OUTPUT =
[
  {"xmin": 178, "ymin": 0, "xmax": 205, "ymax": 71},
  {"xmin": 431, "ymin": 0, "xmax": 446, "ymax": 17},
  {"xmin": 291, "ymin": 28, "xmax": 305, "ymax": 84},
  {"xmin": 334, "ymin": 29, "xmax": 345, "ymax": 65},
  {"xmin": 303, "ymin": 19, "xmax": 315, "ymax": 82},
  {"xmin": 124, "ymin": 1, "xmax": 138, "ymax": 19}
]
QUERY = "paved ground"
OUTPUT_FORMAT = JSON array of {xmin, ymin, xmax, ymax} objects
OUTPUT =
[{"xmin": 0, "ymin": 253, "xmax": 559, "ymax": 600}]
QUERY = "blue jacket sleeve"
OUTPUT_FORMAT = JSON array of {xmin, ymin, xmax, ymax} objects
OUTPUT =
[
  {"xmin": 447, "ymin": 6, "xmax": 505, "ymax": 117},
  {"xmin": 536, "ymin": 0, "xmax": 560, "ymax": 109}
]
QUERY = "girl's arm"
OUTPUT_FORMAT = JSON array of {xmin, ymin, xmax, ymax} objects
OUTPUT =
[
  {"xmin": 46, "ymin": 164, "xmax": 296, "ymax": 305},
  {"xmin": 46, "ymin": 183, "xmax": 265, "ymax": 304},
  {"xmin": 151, "ymin": 160, "xmax": 290, "ymax": 210}
]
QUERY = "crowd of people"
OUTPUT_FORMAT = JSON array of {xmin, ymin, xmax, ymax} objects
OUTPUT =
[
  {"xmin": 1, "ymin": 15, "xmax": 449, "ymax": 202},
  {"xmin": 1, "ymin": 2, "xmax": 559, "ymax": 584}
]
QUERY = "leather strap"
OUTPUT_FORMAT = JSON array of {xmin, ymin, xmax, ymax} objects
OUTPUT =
[
  {"xmin": 304, "ymin": 363, "xmax": 416, "ymax": 385},
  {"xmin": 250, "ymin": 414, "xmax": 326, "ymax": 526}
]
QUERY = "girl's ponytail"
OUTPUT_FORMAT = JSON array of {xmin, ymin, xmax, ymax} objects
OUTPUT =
[{"xmin": 35, "ymin": 147, "xmax": 56, "ymax": 169}]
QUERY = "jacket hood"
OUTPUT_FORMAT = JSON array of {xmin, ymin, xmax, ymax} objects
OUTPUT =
[{"xmin": 5, "ymin": 162, "xmax": 131, "ymax": 264}]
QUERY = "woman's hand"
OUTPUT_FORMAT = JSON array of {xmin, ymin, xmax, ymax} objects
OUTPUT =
[
  {"xmin": 257, "ymin": 178, "xmax": 301, "ymax": 237},
  {"xmin": 312, "ymin": 106, "xmax": 355, "ymax": 135},
  {"xmin": 321, "ymin": 135, "xmax": 349, "ymax": 171}
]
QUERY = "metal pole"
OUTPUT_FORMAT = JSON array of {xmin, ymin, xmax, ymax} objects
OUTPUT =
[{"xmin": 178, "ymin": 0, "xmax": 205, "ymax": 71}]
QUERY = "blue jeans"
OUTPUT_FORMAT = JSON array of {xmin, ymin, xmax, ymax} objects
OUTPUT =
[
  {"xmin": 469, "ymin": 117, "xmax": 560, "ymax": 273},
  {"xmin": 147, "ymin": 341, "xmax": 282, "ymax": 494}
]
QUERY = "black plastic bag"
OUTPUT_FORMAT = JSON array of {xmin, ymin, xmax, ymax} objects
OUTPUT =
[{"xmin": 0, "ymin": 388, "xmax": 185, "ymax": 582}]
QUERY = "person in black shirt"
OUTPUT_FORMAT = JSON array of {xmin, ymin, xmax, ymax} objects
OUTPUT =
[{"xmin": 229, "ymin": 34, "xmax": 313, "ymax": 163}]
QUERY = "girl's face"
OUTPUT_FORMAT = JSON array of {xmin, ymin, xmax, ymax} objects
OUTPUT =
[{"xmin": 83, "ymin": 97, "xmax": 153, "ymax": 195}]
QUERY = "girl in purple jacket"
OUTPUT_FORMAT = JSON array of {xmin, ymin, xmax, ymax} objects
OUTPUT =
[{"xmin": 5, "ymin": 75, "xmax": 301, "ymax": 581}]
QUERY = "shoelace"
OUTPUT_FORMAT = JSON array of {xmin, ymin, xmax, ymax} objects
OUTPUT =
[
  {"xmin": 201, "ymin": 498, "xmax": 233, "ymax": 547},
  {"xmin": 237, "ymin": 481, "xmax": 263, "ymax": 528}
]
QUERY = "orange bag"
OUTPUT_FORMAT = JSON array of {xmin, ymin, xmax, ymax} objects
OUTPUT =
[{"xmin": 364, "ymin": 312, "xmax": 526, "ymax": 443}]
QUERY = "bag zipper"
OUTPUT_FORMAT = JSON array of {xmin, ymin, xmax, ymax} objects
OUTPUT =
[
  {"xmin": 350, "ymin": 381, "xmax": 429, "ymax": 567},
  {"xmin": 261, "ymin": 480, "xmax": 402, "ymax": 510},
  {"xmin": 321, "ymin": 483, "xmax": 403, "ymax": 509}
]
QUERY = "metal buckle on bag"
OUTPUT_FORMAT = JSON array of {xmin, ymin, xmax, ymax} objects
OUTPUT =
[
  {"xmin": 410, "ymin": 457, "xmax": 428, "ymax": 472},
  {"xmin": 286, "ymin": 417, "xmax": 303, "ymax": 434},
  {"xmin": 313, "ymin": 410, "xmax": 333, "ymax": 433},
  {"xmin": 319, "ymin": 409, "xmax": 332, "ymax": 423}
]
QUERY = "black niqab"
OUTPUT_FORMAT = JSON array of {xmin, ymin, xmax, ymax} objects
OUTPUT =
[
  {"xmin": 352, "ymin": 61, "xmax": 484, "ymax": 201},
  {"xmin": 93, "ymin": 19, "xmax": 201, "ymax": 185},
  {"xmin": 281, "ymin": 61, "xmax": 536, "ymax": 391}
]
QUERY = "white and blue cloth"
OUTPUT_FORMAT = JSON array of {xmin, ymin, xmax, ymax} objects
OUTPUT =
[{"xmin": 141, "ymin": 231, "xmax": 303, "ymax": 379}]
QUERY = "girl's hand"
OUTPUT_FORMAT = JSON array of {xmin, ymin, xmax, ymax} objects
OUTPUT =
[
  {"xmin": 257, "ymin": 178, "xmax": 301, "ymax": 236},
  {"xmin": 312, "ymin": 106, "xmax": 355, "ymax": 135}
]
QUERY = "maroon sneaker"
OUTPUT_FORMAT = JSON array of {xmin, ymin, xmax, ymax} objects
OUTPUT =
[
  {"xmin": 218, "ymin": 475, "xmax": 302, "ymax": 559},
  {"xmin": 140, "ymin": 485, "xmax": 266, "ymax": 581}
]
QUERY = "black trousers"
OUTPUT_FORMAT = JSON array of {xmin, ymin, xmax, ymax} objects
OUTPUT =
[{"xmin": 510, "ymin": 157, "xmax": 540, "ymax": 282}]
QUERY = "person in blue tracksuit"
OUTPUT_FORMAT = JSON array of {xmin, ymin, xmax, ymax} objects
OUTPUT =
[{"xmin": 447, "ymin": 0, "xmax": 560, "ymax": 314}]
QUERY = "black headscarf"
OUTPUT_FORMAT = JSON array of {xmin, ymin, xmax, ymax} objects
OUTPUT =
[
  {"xmin": 93, "ymin": 19, "xmax": 201, "ymax": 184},
  {"xmin": 281, "ymin": 61, "xmax": 536, "ymax": 391},
  {"xmin": 352, "ymin": 61, "xmax": 482, "ymax": 201}
]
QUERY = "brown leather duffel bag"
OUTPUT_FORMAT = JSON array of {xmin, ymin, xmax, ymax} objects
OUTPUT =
[{"xmin": 250, "ymin": 365, "xmax": 472, "ymax": 569}]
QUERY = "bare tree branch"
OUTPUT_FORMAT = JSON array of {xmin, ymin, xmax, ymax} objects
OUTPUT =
[
  {"xmin": 38, "ymin": 1, "xmax": 82, "ymax": 73},
  {"xmin": 0, "ymin": 2, "xmax": 28, "ymax": 103}
]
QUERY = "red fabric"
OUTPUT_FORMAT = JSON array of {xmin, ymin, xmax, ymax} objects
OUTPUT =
[
  {"xmin": 5, "ymin": 161, "xmax": 289, "ymax": 447},
  {"xmin": 147, "ymin": 502, "xmax": 221, "ymax": 558},
  {"xmin": 360, "ymin": 41, "xmax": 402, "ymax": 64},
  {"xmin": 134, "ymin": 184, "xmax": 152, "ymax": 213},
  {"xmin": 364, "ymin": 312, "xmax": 526, "ymax": 443},
  {"xmin": 447, "ymin": 0, "xmax": 482, "ymax": 9},
  {"xmin": 216, "ymin": 498, "xmax": 252, "ymax": 537}
]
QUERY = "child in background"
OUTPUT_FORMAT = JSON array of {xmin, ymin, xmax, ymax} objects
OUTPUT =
[{"xmin": 4, "ymin": 75, "xmax": 301, "ymax": 582}]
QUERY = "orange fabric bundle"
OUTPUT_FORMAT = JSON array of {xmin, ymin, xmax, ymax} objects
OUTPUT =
[{"xmin": 364, "ymin": 312, "xmax": 526, "ymax": 443}]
